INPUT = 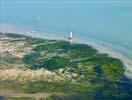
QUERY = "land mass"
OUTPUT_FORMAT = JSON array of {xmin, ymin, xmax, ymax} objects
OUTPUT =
[{"xmin": 0, "ymin": 33, "xmax": 132, "ymax": 100}]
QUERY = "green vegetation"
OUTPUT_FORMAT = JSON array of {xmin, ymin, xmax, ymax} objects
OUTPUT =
[
  {"xmin": 6, "ymin": 97, "xmax": 33, "ymax": 100},
  {"xmin": 42, "ymin": 57, "xmax": 70, "ymax": 70},
  {"xmin": 0, "ymin": 33, "xmax": 132, "ymax": 100},
  {"xmin": 5, "ymin": 33, "xmax": 26, "ymax": 38}
]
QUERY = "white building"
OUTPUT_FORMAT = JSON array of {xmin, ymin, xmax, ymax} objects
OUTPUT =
[{"xmin": 68, "ymin": 30, "xmax": 73, "ymax": 44}]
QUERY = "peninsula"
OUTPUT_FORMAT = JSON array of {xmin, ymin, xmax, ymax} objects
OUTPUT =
[{"xmin": 0, "ymin": 33, "xmax": 132, "ymax": 100}]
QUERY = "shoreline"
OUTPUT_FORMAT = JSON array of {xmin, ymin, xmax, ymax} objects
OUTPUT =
[
  {"xmin": 22, "ymin": 31, "xmax": 132, "ymax": 80},
  {"xmin": 75, "ymin": 38, "xmax": 132, "ymax": 80},
  {"xmin": 0, "ymin": 24, "xmax": 132, "ymax": 80}
]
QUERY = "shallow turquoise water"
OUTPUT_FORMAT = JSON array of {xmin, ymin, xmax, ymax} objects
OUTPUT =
[{"xmin": 1, "ymin": 0, "xmax": 132, "ymax": 59}]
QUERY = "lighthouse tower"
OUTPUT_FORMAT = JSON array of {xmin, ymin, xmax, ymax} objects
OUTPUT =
[{"xmin": 68, "ymin": 30, "xmax": 73, "ymax": 44}]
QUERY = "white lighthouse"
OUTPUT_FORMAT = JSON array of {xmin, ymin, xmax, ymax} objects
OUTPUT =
[
  {"xmin": 69, "ymin": 31, "xmax": 73, "ymax": 39},
  {"xmin": 68, "ymin": 30, "xmax": 73, "ymax": 44}
]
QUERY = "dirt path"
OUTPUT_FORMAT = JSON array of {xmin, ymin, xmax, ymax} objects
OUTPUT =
[{"xmin": 0, "ymin": 90, "xmax": 50, "ymax": 99}]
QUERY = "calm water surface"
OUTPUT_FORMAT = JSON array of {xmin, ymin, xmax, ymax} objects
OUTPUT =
[{"xmin": 0, "ymin": 0, "xmax": 132, "ymax": 60}]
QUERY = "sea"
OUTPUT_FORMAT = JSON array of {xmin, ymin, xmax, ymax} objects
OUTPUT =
[{"xmin": 0, "ymin": 0, "xmax": 132, "ymax": 79}]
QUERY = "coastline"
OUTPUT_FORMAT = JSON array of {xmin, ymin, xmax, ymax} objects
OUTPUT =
[
  {"xmin": 0, "ymin": 23, "xmax": 132, "ymax": 80},
  {"xmin": 24, "ymin": 31, "xmax": 132, "ymax": 80},
  {"xmin": 1, "ymin": 32, "xmax": 132, "ymax": 98},
  {"xmin": 75, "ymin": 38, "xmax": 132, "ymax": 80}
]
